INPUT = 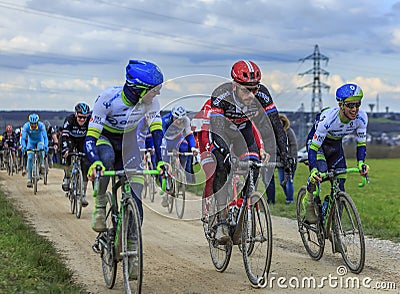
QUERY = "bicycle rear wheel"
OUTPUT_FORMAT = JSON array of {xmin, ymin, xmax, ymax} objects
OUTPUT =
[
  {"xmin": 174, "ymin": 169, "xmax": 186, "ymax": 219},
  {"xmin": 101, "ymin": 191, "xmax": 117, "ymax": 289},
  {"xmin": 206, "ymin": 196, "xmax": 232, "ymax": 272},
  {"xmin": 122, "ymin": 198, "xmax": 143, "ymax": 293},
  {"xmin": 242, "ymin": 192, "xmax": 272, "ymax": 288},
  {"xmin": 296, "ymin": 186, "xmax": 325, "ymax": 260},
  {"xmin": 74, "ymin": 169, "xmax": 83, "ymax": 219},
  {"xmin": 332, "ymin": 192, "xmax": 365, "ymax": 274}
]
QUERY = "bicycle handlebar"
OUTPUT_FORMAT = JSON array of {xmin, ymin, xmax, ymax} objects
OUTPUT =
[
  {"xmin": 92, "ymin": 166, "xmax": 166, "ymax": 196},
  {"xmin": 318, "ymin": 166, "xmax": 369, "ymax": 188},
  {"xmin": 166, "ymin": 151, "xmax": 194, "ymax": 156}
]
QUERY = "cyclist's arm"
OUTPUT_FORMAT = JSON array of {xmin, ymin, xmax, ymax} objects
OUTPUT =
[
  {"xmin": 209, "ymin": 104, "xmax": 229, "ymax": 157},
  {"xmin": 355, "ymin": 111, "xmax": 368, "ymax": 163},
  {"xmin": 149, "ymin": 118, "xmax": 163, "ymax": 164}
]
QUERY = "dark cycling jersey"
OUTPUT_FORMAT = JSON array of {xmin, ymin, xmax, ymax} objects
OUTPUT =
[
  {"xmin": 61, "ymin": 113, "xmax": 89, "ymax": 154},
  {"xmin": 2, "ymin": 131, "xmax": 18, "ymax": 149},
  {"xmin": 210, "ymin": 82, "xmax": 286, "ymax": 158}
]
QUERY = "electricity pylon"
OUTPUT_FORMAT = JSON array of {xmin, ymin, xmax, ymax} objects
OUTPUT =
[{"xmin": 298, "ymin": 44, "xmax": 330, "ymax": 118}]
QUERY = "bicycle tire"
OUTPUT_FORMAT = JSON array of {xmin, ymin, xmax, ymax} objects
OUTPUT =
[
  {"xmin": 149, "ymin": 174, "xmax": 156, "ymax": 202},
  {"xmin": 142, "ymin": 173, "xmax": 148, "ymax": 199},
  {"xmin": 207, "ymin": 196, "xmax": 232, "ymax": 272},
  {"xmin": 70, "ymin": 172, "xmax": 77, "ymax": 215},
  {"xmin": 332, "ymin": 191, "xmax": 365, "ymax": 274},
  {"xmin": 122, "ymin": 198, "xmax": 143, "ymax": 293},
  {"xmin": 6, "ymin": 151, "xmax": 11, "ymax": 176},
  {"xmin": 75, "ymin": 168, "xmax": 83, "ymax": 219},
  {"xmin": 33, "ymin": 155, "xmax": 39, "ymax": 195},
  {"xmin": 167, "ymin": 177, "xmax": 174, "ymax": 214},
  {"xmin": 101, "ymin": 191, "xmax": 117, "ymax": 289},
  {"xmin": 242, "ymin": 192, "xmax": 272, "ymax": 288},
  {"xmin": 43, "ymin": 157, "xmax": 48, "ymax": 185},
  {"xmin": 296, "ymin": 186, "xmax": 325, "ymax": 260},
  {"xmin": 174, "ymin": 169, "xmax": 186, "ymax": 219}
]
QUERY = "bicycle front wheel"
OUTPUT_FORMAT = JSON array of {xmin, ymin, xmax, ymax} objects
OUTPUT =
[
  {"xmin": 101, "ymin": 191, "xmax": 117, "ymax": 289},
  {"xmin": 122, "ymin": 198, "xmax": 143, "ymax": 293},
  {"xmin": 74, "ymin": 169, "xmax": 83, "ymax": 219},
  {"xmin": 33, "ymin": 156, "xmax": 39, "ymax": 195},
  {"xmin": 174, "ymin": 169, "xmax": 186, "ymax": 219},
  {"xmin": 296, "ymin": 186, "xmax": 325, "ymax": 260},
  {"xmin": 70, "ymin": 173, "xmax": 77, "ymax": 215},
  {"xmin": 242, "ymin": 192, "xmax": 272, "ymax": 288},
  {"xmin": 332, "ymin": 192, "xmax": 365, "ymax": 274}
]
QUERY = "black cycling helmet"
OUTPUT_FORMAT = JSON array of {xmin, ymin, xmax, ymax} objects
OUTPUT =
[{"xmin": 75, "ymin": 102, "xmax": 90, "ymax": 115}]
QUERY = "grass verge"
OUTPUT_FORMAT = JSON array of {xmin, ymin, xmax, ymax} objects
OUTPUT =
[{"xmin": 0, "ymin": 189, "xmax": 85, "ymax": 293}]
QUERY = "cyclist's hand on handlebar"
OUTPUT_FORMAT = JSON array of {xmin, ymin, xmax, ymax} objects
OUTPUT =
[
  {"xmin": 310, "ymin": 168, "xmax": 322, "ymax": 183},
  {"xmin": 358, "ymin": 161, "xmax": 369, "ymax": 176},
  {"xmin": 259, "ymin": 148, "xmax": 270, "ymax": 163},
  {"xmin": 157, "ymin": 161, "xmax": 166, "ymax": 175},
  {"xmin": 191, "ymin": 147, "xmax": 199, "ymax": 157},
  {"xmin": 88, "ymin": 161, "xmax": 106, "ymax": 181}
]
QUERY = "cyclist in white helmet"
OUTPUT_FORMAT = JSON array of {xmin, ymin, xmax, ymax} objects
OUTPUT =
[{"xmin": 160, "ymin": 105, "xmax": 198, "ymax": 207}]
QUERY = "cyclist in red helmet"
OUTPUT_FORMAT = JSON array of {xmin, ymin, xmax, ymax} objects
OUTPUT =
[
  {"xmin": 209, "ymin": 60, "xmax": 291, "ymax": 244},
  {"xmin": 2, "ymin": 125, "xmax": 18, "ymax": 173}
]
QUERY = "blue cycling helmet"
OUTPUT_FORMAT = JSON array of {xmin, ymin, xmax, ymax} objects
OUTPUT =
[
  {"xmin": 171, "ymin": 105, "xmax": 187, "ymax": 119},
  {"xmin": 28, "ymin": 113, "xmax": 39, "ymax": 124},
  {"xmin": 75, "ymin": 102, "xmax": 90, "ymax": 115},
  {"xmin": 125, "ymin": 60, "xmax": 163, "ymax": 88},
  {"xmin": 336, "ymin": 83, "xmax": 363, "ymax": 102}
]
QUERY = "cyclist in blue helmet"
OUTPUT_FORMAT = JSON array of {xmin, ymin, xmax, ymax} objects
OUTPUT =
[
  {"xmin": 21, "ymin": 113, "xmax": 48, "ymax": 188},
  {"xmin": 85, "ymin": 59, "xmax": 165, "ymax": 234},
  {"xmin": 305, "ymin": 83, "xmax": 369, "ymax": 229}
]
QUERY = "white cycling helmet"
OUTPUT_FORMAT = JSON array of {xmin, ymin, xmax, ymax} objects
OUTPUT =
[{"xmin": 171, "ymin": 105, "xmax": 187, "ymax": 119}]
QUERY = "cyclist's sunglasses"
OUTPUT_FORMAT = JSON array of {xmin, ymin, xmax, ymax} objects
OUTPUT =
[
  {"xmin": 343, "ymin": 102, "xmax": 361, "ymax": 109},
  {"xmin": 129, "ymin": 84, "xmax": 161, "ymax": 97},
  {"xmin": 76, "ymin": 114, "xmax": 89, "ymax": 120},
  {"xmin": 237, "ymin": 83, "xmax": 259, "ymax": 94}
]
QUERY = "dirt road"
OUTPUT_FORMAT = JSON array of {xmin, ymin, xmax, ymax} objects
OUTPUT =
[{"xmin": 1, "ymin": 169, "xmax": 399, "ymax": 293}]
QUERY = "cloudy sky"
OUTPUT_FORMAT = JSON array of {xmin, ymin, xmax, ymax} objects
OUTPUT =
[{"xmin": 1, "ymin": 0, "xmax": 400, "ymax": 113}]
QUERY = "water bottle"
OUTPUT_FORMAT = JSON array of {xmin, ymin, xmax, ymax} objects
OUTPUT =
[{"xmin": 321, "ymin": 196, "xmax": 329, "ymax": 216}]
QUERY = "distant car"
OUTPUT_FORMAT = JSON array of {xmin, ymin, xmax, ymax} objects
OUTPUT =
[{"xmin": 297, "ymin": 146, "xmax": 308, "ymax": 164}]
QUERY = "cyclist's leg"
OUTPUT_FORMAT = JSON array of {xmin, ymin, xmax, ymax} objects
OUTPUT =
[
  {"xmin": 122, "ymin": 132, "xmax": 144, "ymax": 224},
  {"xmin": 91, "ymin": 137, "xmax": 115, "ymax": 232},
  {"xmin": 212, "ymin": 148, "xmax": 230, "ymax": 244},
  {"xmin": 62, "ymin": 154, "xmax": 72, "ymax": 191},
  {"xmin": 26, "ymin": 140, "xmax": 37, "ymax": 186},
  {"xmin": 37, "ymin": 141, "xmax": 45, "ymax": 173}
]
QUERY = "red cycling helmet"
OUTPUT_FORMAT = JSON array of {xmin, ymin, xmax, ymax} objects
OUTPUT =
[
  {"xmin": 6, "ymin": 125, "xmax": 12, "ymax": 133},
  {"xmin": 231, "ymin": 60, "xmax": 262, "ymax": 86}
]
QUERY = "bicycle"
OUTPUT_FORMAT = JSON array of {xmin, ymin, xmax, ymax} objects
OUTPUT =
[
  {"xmin": 66, "ymin": 150, "xmax": 86, "ymax": 219},
  {"xmin": 165, "ymin": 150, "xmax": 193, "ymax": 219},
  {"xmin": 28, "ymin": 148, "xmax": 43, "ymax": 195},
  {"xmin": 5, "ymin": 147, "xmax": 15, "ymax": 176},
  {"xmin": 92, "ymin": 166, "xmax": 165, "ymax": 293},
  {"xmin": 202, "ymin": 159, "xmax": 273, "ymax": 288},
  {"xmin": 296, "ymin": 165, "xmax": 369, "ymax": 274},
  {"xmin": 140, "ymin": 148, "xmax": 157, "ymax": 203}
]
